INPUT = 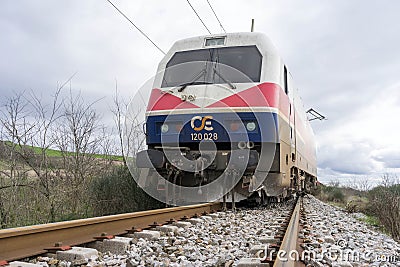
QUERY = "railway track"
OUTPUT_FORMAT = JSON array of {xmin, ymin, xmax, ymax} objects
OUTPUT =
[
  {"xmin": 272, "ymin": 196, "xmax": 302, "ymax": 267},
  {"xmin": 0, "ymin": 203, "xmax": 220, "ymax": 262},
  {"xmin": 0, "ymin": 198, "xmax": 303, "ymax": 267}
]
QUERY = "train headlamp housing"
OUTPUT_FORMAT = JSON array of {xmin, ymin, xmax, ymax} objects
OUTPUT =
[
  {"xmin": 161, "ymin": 123, "xmax": 169, "ymax": 133},
  {"xmin": 246, "ymin": 122, "xmax": 256, "ymax": 131},
  {"xmin": 205, "ymin": 37, "xmax": 226, "ymax": 47}
]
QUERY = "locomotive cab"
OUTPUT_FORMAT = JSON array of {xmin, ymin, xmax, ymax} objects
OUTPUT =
[{"xmin": 136, "ymin": 32, "xmax": 317, "ymax": 205}]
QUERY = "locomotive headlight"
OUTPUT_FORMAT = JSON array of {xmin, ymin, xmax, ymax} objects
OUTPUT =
[
  {"xmin": 161, "ymin": 123, "xmax": 169, "ymax": 133},
  {"xmin": 246, "ymin": 122, "xmax": 256, "ymax": 131}
]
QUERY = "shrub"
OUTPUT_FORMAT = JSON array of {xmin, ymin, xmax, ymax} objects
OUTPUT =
[
  {"xmin": 90, "ymin": 165, "xmax": 163, "ymax": 216},
  {"xmin": 366, "ymin": 184, "xmax": 400, "ymax": 241},
  {"xmin": 330, "ymin": 188, "xmax": 345, "ymax": 202},
  {"xmin": 320, "ymin": 185, "xmax": 345, "ymax": 203}
]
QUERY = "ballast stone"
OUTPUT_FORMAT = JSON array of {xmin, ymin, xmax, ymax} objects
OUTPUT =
[
  {"xmin": 9, "ymin": 262, "xmax": 42, "ymax": 267},
  {"xmin": 209, "ymin": 213, "xmax": 219, "ymax": 219},
  {"xmin": 56, "ymin": 246, "xmax": 98, "ymax": 262},
  {"xmin": 249, "ymin": 245, "xmax": 267, "ymax": 256},
  {"xmin": 332, "ymin": 262, "xmax": 353, "ymax": 267},
  {"xmin": 200, "ymin": 215, "xmax": 213, "ymax": 220},
  {"xmin": 236, "ymin": 258, "xmax": 270, "ymax": 267},
  {"xmin": 173, "ymin": 221, "xmax": 192, "ymax": 228},
  {"xmin": 157, "ymin": 225, "xmax": 179, "ymax": 233},
  {"xmin": 309, "ymin": 260, "xmax": 325, "ymax": 267},
  {"xmin": 324, "ymin": 235, "xmax": 335, "ymax": 244},
  {"xmin": 259, "ymin": 236, "xmax": 276, "ymax": 244},
  {"xmin": 186, "ymin": 218, "xmax": 203, "ymax": 224}
]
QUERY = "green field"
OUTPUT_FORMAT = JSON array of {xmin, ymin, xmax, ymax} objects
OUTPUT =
[{"xmin": 2, "ymin": 141, "xmax": 124, "ymax": 161}]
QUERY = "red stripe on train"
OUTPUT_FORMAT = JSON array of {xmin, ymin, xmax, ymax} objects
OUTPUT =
[
  {"xmin": 147, "ymin": 83, "xmax": 290, "ymax": 117},
  {"xmin": 206, "ymin": 83, "xmax": 279, "ymax": 108},
  {"xmin": 147, "ymin": 89, "xmax": 199, "ymax": 111}
]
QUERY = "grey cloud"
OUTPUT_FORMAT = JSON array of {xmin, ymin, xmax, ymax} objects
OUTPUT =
[
  {"xmin": 373, "ymin": 149, "xmax": 400, "ymax": 169},
  {"xmin": 275, "ymin": 1, "xmax": 400, "ymax": 120},
  {"xmin": 317, "ymin": 140, "xmax": 379, "ymax": 175}
]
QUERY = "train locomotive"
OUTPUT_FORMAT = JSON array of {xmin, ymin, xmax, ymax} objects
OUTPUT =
[{"xmin": 136, "ymin": 32, "xmax": 317, "ymax": 204}]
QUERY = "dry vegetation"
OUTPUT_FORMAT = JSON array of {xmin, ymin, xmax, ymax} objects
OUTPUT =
[
  {"xmin": 312, "ymin": 174, "xmax": 400, "ymax": 242},
  {"xmin": 0, "ymin": 86, "xmax": 162, "ymax": 229}
]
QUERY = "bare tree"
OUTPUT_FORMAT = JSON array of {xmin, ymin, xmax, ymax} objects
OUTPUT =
[
  {"xmin": 381, "ymin": 173, "xmax": 399, "ymax": 188},
  {"xmin": 0, "ymin": 93, "xmax": 37, "ymax": 226},
  {"xmin": 349, "ymin": 177, "xmax": 371, "ymax": 192},
  {"xmin": 111, "ymin": 86, "xmax": 146, "ymax": 163},
  {"xmin": 52, "ymin": 90, "xmax": 113, "ymax": 217},
  {"xmin": 0, "ymin": 73, "xmax": 115, "ymax": 225},
  {"xmin": 111, "ymin": 85, "xmax": 128, "ymax": 167},
  {"xmin": 124, "ymin": 106, "xmax": 146, "ymax": 160},
  {"xmin": 0, "ymin": 89, "xmax": 63, "ymax": 224},
  {"xmin": 0, "ymin": 78, "xmax": 150, "ymax": 227},
  {"xmin": 328, "ymin": 180, "xmax": 341, "ymax": 187}
]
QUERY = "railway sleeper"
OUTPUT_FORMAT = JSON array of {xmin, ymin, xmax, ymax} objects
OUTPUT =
[
  {"xmin": 88, "ymin": 236, "xmax": 133, "ymax": 255},
  {"xmin": 7, "ymin": 262, "xmax": 42, "ymax": 267},
  {"xmin": 236, "ymin": 258, "xmax": 270, "ymax": 267},
  {"xmin": 2, "ymin": 199, "xmax": 300, "ymax": 267},
  {"xmin": 129, "ymin": 229, "xmax": 160, "ymax": 240},
  {"xmin": 56, "ymin": 247, "xmax": 98, "ymax": 263}
]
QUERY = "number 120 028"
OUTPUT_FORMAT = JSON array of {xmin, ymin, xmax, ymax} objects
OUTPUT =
[{"xmin": 190, "ymin": 132, "xmax": 218, "ymax": 141}]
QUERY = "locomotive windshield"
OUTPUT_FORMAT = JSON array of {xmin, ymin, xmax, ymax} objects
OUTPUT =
[{"xmin": 161, "ymin": 45, "xmax": 262, "ymax": 88}]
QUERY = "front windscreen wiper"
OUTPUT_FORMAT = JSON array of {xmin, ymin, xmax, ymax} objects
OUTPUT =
[
  {"xmin": 178, "ymin": 80, "xmax": 214, "ymax": 92},
  {"xmin": 178, "ymin": 69, "xmax": 207, "ymax": 92},
  {"xmin": 213, "ymin": 67, "xmax": 236, "ymax": 89}
]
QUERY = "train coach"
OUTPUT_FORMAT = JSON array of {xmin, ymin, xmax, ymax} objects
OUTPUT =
[{"xmin": 136, "ymin": 32, "xmax": 317, "ymax": 204}]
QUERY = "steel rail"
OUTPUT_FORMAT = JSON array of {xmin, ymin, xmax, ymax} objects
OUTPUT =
[
  {"xmin": 273, "ymin": 197, "xmax": 302, "ymax": 267},
  {"xmin": 0, "ymin": 202, "xmax": 221, "ymax": 261}
]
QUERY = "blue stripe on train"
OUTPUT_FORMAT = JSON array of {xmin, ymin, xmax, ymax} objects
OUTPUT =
[{"xmin": 146, "ymin": 112, "xmax": 279, "ymax": 144}]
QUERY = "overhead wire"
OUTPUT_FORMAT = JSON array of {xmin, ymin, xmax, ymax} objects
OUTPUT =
[
  {"xmin": 185, "ymin": 0, "xmax": 212, "ymax": 35},
  {"xmin": 205, "ymin": 0, "xmax": 226, "ymax": 33},
  {"xmin": 106, "ymin": 0, "xmax": 166, "ymax": 55}
]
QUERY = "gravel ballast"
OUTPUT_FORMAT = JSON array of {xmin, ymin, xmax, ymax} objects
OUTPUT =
[
  {"xmin": 301, "ymin": 196, "xmax": 400, "ymax": 267},
  {"xmin": 24, "ymin": 196, "xmax": 400, "ymax": 266}
]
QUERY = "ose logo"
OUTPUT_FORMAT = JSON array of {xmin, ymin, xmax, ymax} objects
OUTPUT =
[{"xmin": 191, "ymin": 116, "xmax": 213, "ymax": 131}]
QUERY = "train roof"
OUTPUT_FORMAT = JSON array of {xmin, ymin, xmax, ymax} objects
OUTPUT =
[{"xmin": 159, "ymin": 32, "xmax": 280, "ymax": 68}]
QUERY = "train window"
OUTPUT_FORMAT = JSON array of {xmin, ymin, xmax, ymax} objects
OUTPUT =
[
  {"xmin": 161, "ymin": 46, "xmax": 262, "ymax": 87},
  {"xmin": 284, "ymin": 66, "xmax": 288, "ymax": 94},
  {"xmin": 214, "ymin": 46, "xmax": 262, "ymax": 83},
  {"xmin": 165, "ymin": 49, "xmax": 211, "ymax": 67},
  {"xmin": 161, "ymin": 50, "xmax": 211, "ymax": 88}
]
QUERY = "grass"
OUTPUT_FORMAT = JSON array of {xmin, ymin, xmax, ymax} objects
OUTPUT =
[
  {"xmin": 2, "ymin": 141, "xmax": 124, "ymax": 161},
  {"xmin": 327, "ymin": 201, "xmax": 346, "ymax": 209},
  {"xmin": 31, "ymin": 146, "xmax": 124, "ymax": 161},
  {"xmin": 360, "ymin": 215, "xmax": 381, "ymax": 227},
  {"xmin": 358, "ymin": 214, "xmax": 389, "ymax": 235}
]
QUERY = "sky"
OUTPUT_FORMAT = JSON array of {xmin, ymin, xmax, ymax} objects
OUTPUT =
[{"xmin": 1, "ymin": 0, "xmax": 399, "ymax": 185}]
